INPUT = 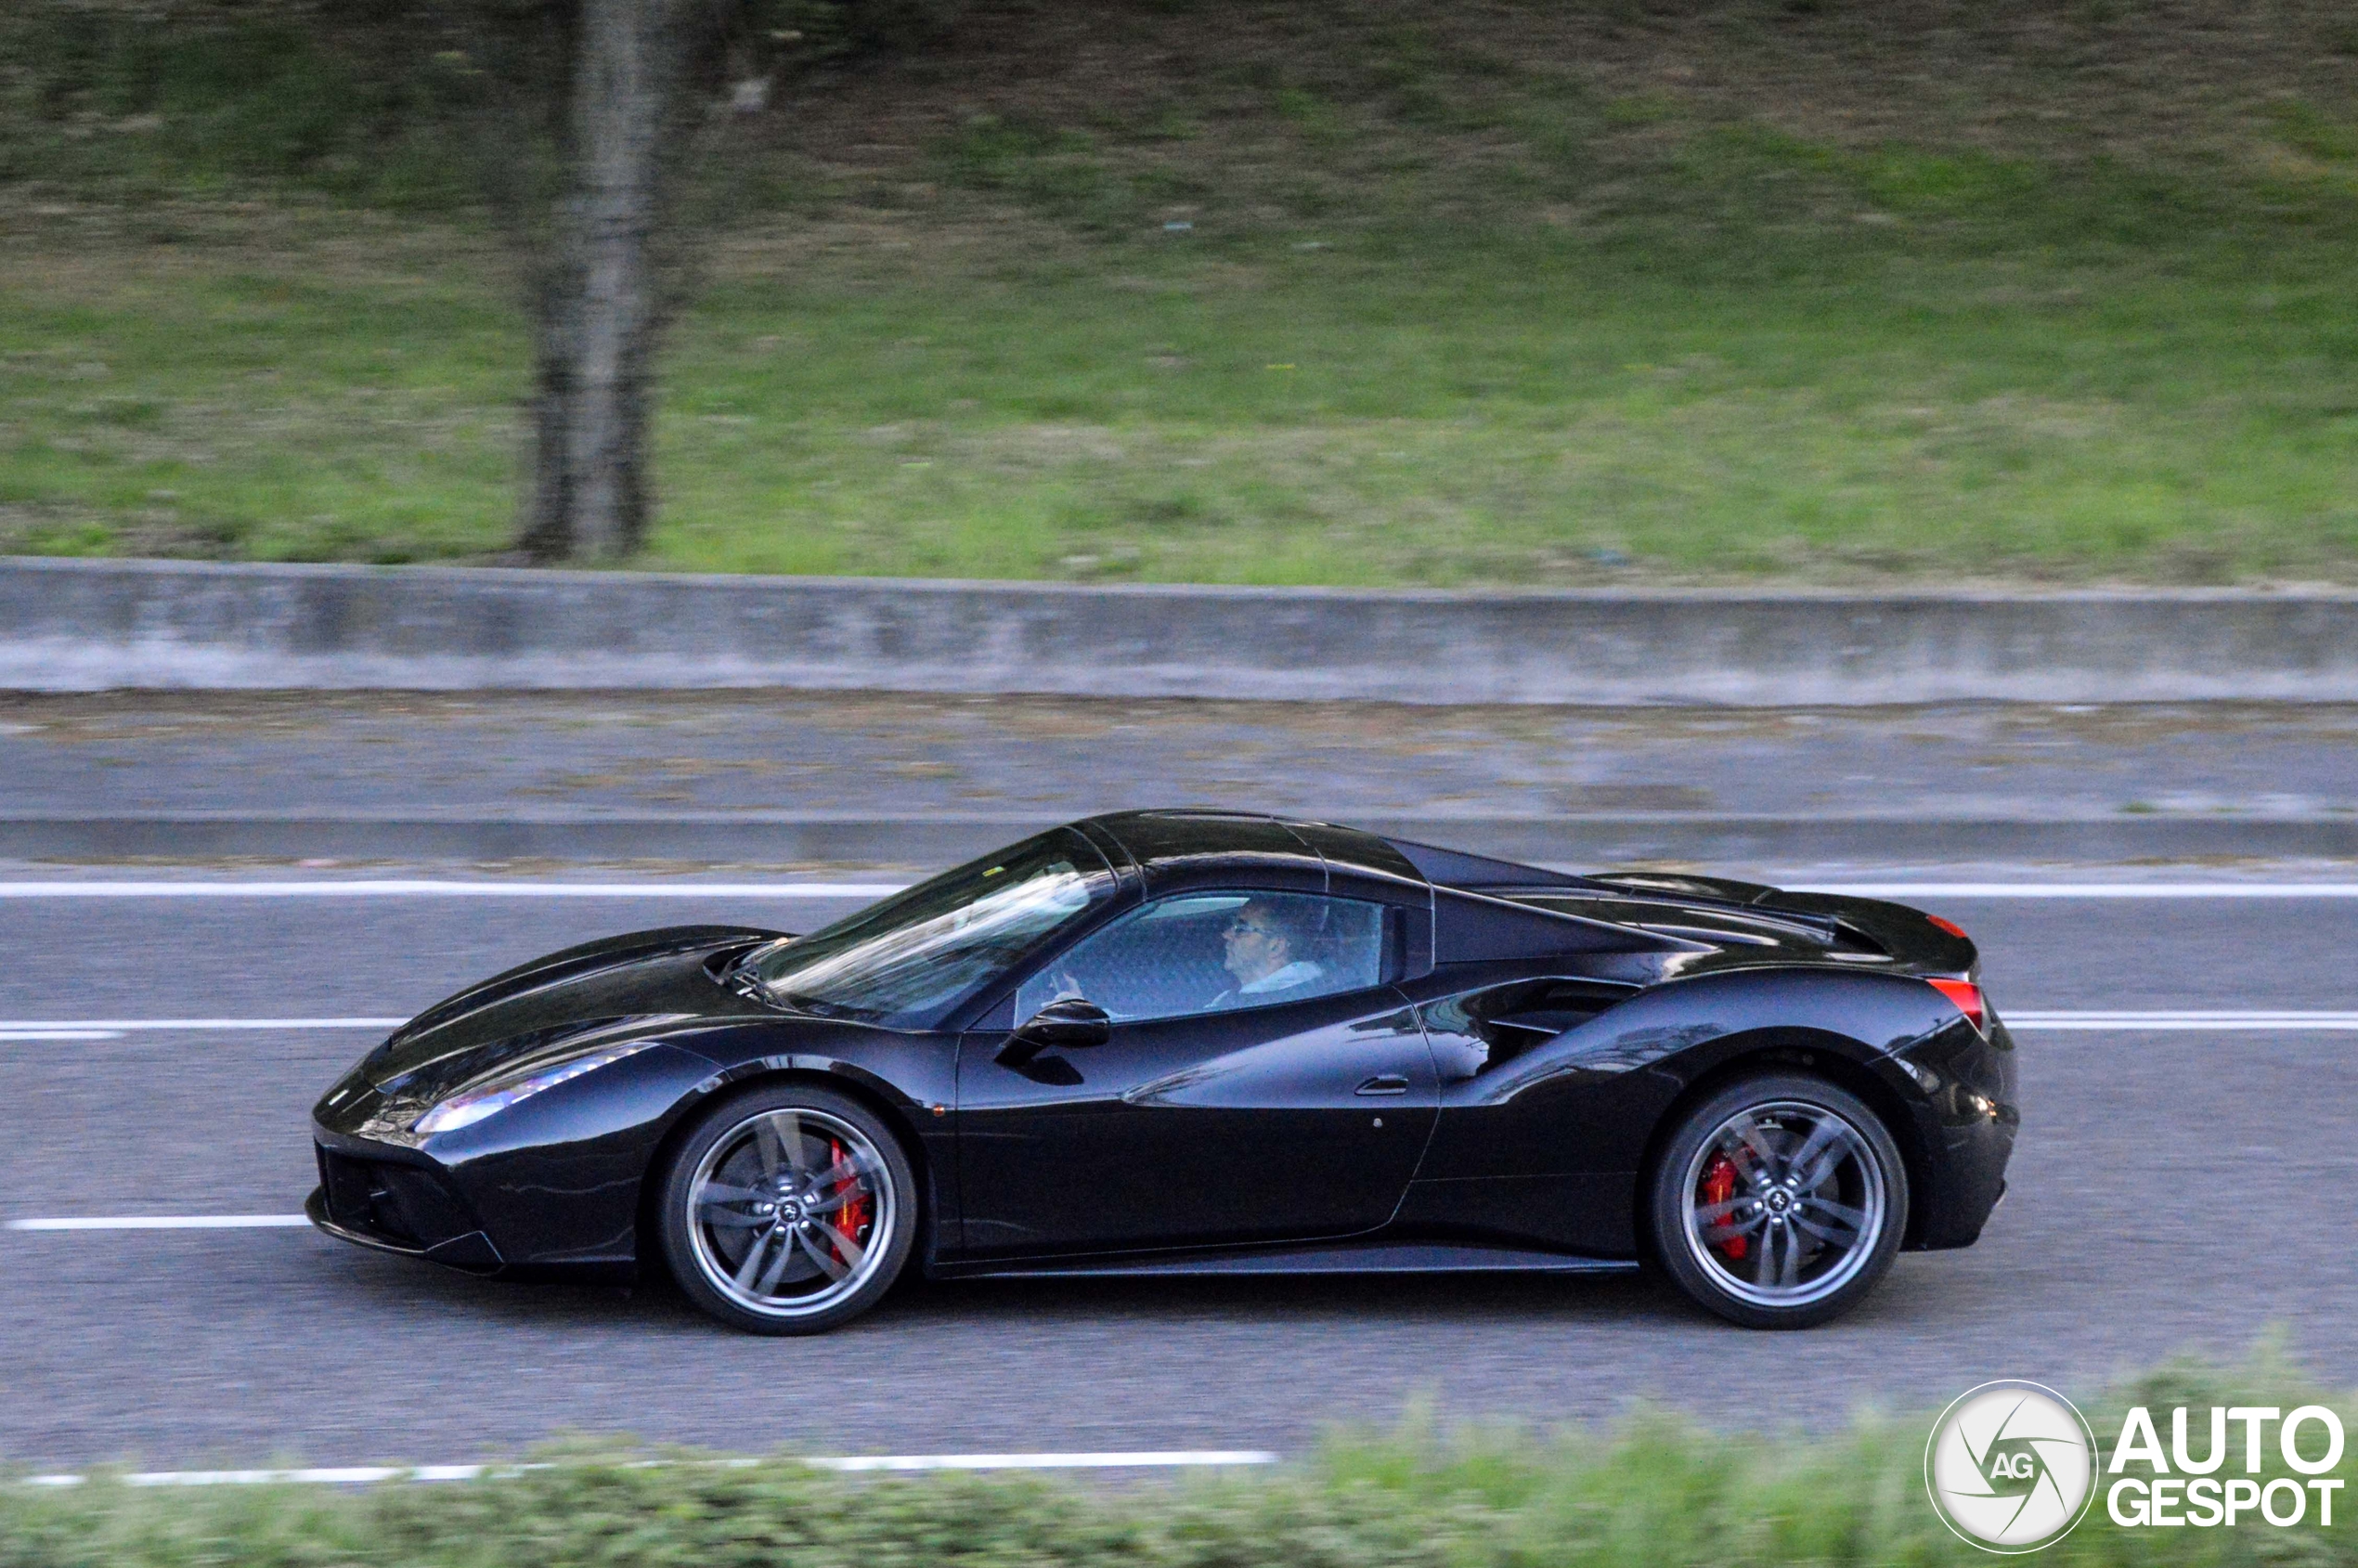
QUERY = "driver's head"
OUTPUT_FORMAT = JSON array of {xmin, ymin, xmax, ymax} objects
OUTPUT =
[{"xmin": 1221, "ymin": 898, "xmax": 1302, "ymax": 986}]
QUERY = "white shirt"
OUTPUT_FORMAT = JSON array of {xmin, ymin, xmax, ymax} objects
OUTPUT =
[
  {"xmin": 1210, "ymin": 960, "xmax": 1328, "ymax": 1011},
  {"xmin": 1239, "ymin": 959, "xmax": 1325, "ymax": 994}
]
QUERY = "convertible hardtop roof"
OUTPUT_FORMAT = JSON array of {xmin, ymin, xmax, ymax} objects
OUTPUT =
[{"xmin": 1078, "ymin": 809, "xmax": 1596, "ymax": 893}]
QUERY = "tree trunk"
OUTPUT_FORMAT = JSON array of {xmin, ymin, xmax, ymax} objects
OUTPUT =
[{"xmin": 519, "ymin": 0, "xmax": 672, "ymax": 563}]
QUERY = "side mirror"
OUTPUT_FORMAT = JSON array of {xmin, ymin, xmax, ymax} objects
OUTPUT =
[{"xmin": 997, "ymin": 997, "xmax": 1112, "ymax": 1066}]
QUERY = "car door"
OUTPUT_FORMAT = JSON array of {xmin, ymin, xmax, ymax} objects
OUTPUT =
[
  {"xmin": 1388, "ymin": 967, "xmax": 1659, "ymax": 1254},
  {"xmin": 955, "ymin": 889, "xmax": 1438, "ymax": 1258}
]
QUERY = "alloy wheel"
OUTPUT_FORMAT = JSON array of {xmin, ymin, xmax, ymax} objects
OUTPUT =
[
  {"xmin": 1678, "ymin": 1098, "xmax": 1887, "ymax": 1309},
  {"xmin": 684, "ymin": 1107, "xmax": 896, "ymax": 1320}
]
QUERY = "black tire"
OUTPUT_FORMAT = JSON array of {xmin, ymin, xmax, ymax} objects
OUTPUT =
[
  {"xmin": 1645, "ymin": 1072, "xmax": 1907, "ymax": 1329},
  {"xmin": 657, "ymin": 1082, "xmax": 916, "ymax": 1334}
]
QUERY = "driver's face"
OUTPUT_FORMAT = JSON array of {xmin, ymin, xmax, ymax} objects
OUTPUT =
[{"xmin": 1222, "ymin": 907, "xmax": 1289, "ymax": 983}]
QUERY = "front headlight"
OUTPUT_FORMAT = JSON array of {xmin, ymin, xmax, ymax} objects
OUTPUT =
[{"xmin": 412, "ymin": 1042, "xmax": 659, "ymax": 1135}]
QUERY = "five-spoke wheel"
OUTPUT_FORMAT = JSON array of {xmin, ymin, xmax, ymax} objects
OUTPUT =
[
  {"xmin": 1647, "ymin": 1073, "xmax": 1906, "ymax": 1328},
  {"xmin": 658, "ymin": 1084, "xmax": 915, "ymax": 1334}
]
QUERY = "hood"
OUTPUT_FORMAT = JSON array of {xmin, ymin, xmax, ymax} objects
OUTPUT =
[{"xmin": 365, "ymin": 924, "xmax": 780, "ymax": 1089}]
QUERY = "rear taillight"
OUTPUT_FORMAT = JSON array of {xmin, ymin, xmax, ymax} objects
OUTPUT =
[
  {"xmin": 1926, "ymin": 914, "xmax": 1969, "ymax": 940},
  {"xmin": 1927, "ymin": 977, "xmax": 1986, "ymax": 1032}
]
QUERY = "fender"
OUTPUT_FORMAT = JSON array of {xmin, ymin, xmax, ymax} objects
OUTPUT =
[
  {"xmin": 407, "ymin": 1018, "xmax": 962, "ymax": 1275},
  {"xmin": 1416, "ymin": 965, "xmax": 1967, "ymax": 1173},
  {"xmin": 666, "ymin": 1019, "xmax": 963, "ymax": 1262},
  {"xmin": 1393, "ymin": 964, "xmax": 2002, "ymax": 1255}
]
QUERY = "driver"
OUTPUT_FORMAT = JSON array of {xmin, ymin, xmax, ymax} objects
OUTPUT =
[{"xmin": 1209, "ymin": 898, "xmax": 1326, "ymax": 1009}]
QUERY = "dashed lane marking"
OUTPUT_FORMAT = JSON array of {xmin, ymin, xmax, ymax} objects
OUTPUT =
[
  {"xmin": 0, "ymin": 880, "xmax": 903, "ymax": 898},
  {"xmin": 22, "ymin": 1452, "xmax": 1280, "ymax": 1486},
  {"xmin": 0, "ymin": 1018, "xmax": 401, "ymax": 1034},
  {"xmin": 0, "ymin": 1014, "xmax": 400, "ymax": 1028},
  {"xmin": 1811, "ymin": 883, "xmax": 2358, "ymax": 899},
  {"xmin": 2005, "ymin": 1011, "xmax": 2358, "ymax": 1030},
  {"xmin": 7, "ymin": 1215, "xmax": 313, "ymax": 1231}
]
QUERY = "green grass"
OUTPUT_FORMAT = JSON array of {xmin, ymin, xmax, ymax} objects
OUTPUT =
[
  {"xmin": 0, "ymin": 223, "xmax": 522, "ymax": 564},
  {"xmin": 5, "ymin": 2, "xmax": 2358, "ymax": 585},
  {"xmin": 651, "ymin": 227, "xmax": 2358, "ymax": 586},
  {"xmin": 0, "ymin": 13, "xmax": 480, "ymax": 209},
  {"xmin": 3, "ymin": 1352, "xmax": 2352, "ymax": 1568}
]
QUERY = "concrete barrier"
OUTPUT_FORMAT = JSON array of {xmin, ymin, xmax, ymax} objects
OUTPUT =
[
  {"xmin": 6, "ymin": 810, "xmax": 2355, "ymax": 866},
  {"xmin": 6, "ymin": 555, "xmax": 2356, "ymax": 704}
]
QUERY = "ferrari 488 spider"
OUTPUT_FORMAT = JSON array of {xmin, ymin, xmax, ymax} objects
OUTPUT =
[{"xmin": 310, "ymin": 810, "xmax": 2015, "ymax": 1331}]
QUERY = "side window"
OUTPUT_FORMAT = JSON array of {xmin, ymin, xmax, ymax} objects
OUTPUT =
[{"xmin": 1016, "ymin": 892, "xmax": 1394, "ymax": 1024}]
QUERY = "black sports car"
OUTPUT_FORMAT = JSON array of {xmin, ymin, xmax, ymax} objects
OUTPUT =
[{"xmin": 310, "ymin": 810, "xmax": 2016, "ymax": 1332}]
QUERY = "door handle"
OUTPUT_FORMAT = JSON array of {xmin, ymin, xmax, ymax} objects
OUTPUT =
[{"xmin": 1354, "ymin": 1073, "xmax": 1411, "ymax": 1096}]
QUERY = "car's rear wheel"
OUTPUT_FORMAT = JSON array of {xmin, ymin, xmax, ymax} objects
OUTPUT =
[
  {"xmin": 1646, "ymin": 1072, "xmax": 1906, "ymax": 1329},
  {"xmin": 658, "ymin": 1083, "xmax": 915, "ymax": 1334}
]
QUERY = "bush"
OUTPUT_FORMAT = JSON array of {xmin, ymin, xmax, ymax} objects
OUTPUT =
[
  {"xmin": 0, "ymin": 0, "xmax": 965, "ymax": 206},
  {"xmin": 3, "ymin": 1353, "xmax": 2351, "ymax": 1568}
]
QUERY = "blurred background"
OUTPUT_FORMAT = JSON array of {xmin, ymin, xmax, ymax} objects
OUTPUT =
[
  {"xmin": 3, "ymin": 0, "xmax": 2353, "ymax": 583},
  {"xmin": 2, "ymin": 0, "xmax": 2355, "ymax": 1484}
]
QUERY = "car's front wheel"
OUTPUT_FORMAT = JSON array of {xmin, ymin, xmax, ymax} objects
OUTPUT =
[
  {"xmin": 657, "ymin": 1083, "xmax": 915, "ymax": 1334},
  {"xmin": 1646, "ymin": 1072, "xmax": 1907, "ymax": 1329}
]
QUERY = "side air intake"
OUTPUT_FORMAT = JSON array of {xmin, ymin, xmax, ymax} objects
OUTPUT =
[{"xmin": 1382, "ymin": 836, "xmax": 1590, "ymax": 890}]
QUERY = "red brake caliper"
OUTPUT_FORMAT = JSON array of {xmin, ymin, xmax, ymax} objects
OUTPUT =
[
  {"xmin": 1700, "ymin": 1151, "xmax": 1747, "ymax": 1261},
  {"xmin": 828, "ymin": 1138, "xmax": 872, "ymax": 1267}
]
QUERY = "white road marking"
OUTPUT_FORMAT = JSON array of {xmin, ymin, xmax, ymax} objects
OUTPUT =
[
  {"xmin": 6, "ymin": 1010, "xmax": 2355, "ymax": 1048},
  {"xmin": 2006, "ymin": 1012, "xmax": 2358, "ymax": 1030},
  {"xmin": 21, "ymin": 1452, "xmax": 1278, "ymax": 1487},
  {"xmin": 7, "ymin": 878, "xmax": 2358, "ymax": 901},
  {"xmin": 0, "ymin": 880, "xmax": 903, "ymax": 899},
  {"xmin": 810, "ymin": 1451, "xmax": 1277, "ymax": 1471},
  {"xmin": 0, "ymin": 1017, "xmax": 403, "ymax": 1033},
  {"xmin": 1811, "ymin": 883, "xmax": 2358, "ymax": 899},
  {"xmin": 7, "ymin": 1215, "xmax": 312, "ymax": 1231}
]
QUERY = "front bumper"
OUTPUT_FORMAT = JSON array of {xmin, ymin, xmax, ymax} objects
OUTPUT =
[{"xmin": 309, "ymin": 1140, "xmax": 503, "ymax": 1274}]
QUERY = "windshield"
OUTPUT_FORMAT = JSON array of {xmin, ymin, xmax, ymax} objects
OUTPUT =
[{"xmin": 738, "ymin": 829, "xmax": 1114, "ymax": 1029}]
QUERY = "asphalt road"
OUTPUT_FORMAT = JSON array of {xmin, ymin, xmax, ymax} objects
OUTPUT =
[{"xmin": 3, "ymin": 883, "xmax": 2353, "ymax": 1471}]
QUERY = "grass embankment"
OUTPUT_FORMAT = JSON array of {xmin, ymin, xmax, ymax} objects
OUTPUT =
[
  {"xmin": 4, "ymin": 1357, "xmax": 2352, "ymax": 1568},
  {"xmin": 3, "ymin": 2, "xmax": 2357, "ymax": 585}
]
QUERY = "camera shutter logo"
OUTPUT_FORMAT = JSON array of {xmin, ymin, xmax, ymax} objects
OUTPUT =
[{"xmin": 1925, "ymin": 1380, "xmax": 2100, "ymax": 1552}]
